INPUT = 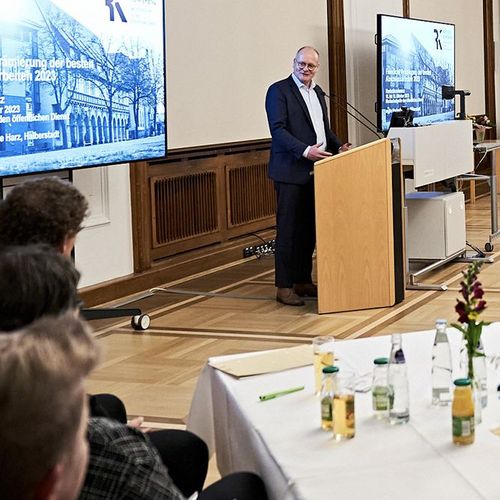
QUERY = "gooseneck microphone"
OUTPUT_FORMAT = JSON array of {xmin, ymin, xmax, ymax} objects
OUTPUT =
[{"xmin": 321, "ymin": 90, "xmax": 384, "ymax": 140}]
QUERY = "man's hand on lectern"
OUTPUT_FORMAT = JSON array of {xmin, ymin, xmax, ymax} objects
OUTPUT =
[
  {"xmin": 338, "ymin": 142, "xmax": 352, "ymax": 153},
  {"xmin": 307, "ymin": 143, "xmax": 333, "ymax": 161}
]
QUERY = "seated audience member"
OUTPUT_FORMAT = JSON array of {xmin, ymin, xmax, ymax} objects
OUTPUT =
[
  {"xmin": 0, "ymin": 314, "xmax": 98, "ymax": 500},
  {"xmin": 0, "ymin": 245, "xmax": 269, "ymax": 499},
  {"xmin": 0, "ymin": 176, "xmax": 88, "ymax": 255}
]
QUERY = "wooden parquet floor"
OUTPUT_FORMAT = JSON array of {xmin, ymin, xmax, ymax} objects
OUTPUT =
[{"xmin": 86, "ymin": 195, "xmax": 500, "ymax": 425}]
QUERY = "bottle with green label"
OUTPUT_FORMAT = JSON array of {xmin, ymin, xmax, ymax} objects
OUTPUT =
[
  {"xmin": 320, "ymin": 365, "xmax": 338, "ymax": 430},
  {"xmin": 372, "ymin": 357, "xmax": 390, "ymax": 419},
  {"xmin": 452, "ymin": 378, "xmax": 475, "ymax": 446}
]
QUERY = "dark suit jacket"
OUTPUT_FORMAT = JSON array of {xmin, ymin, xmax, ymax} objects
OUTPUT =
[{"xmin": 265, "ymin": 75, "xmax": 342, "ymax": 185}]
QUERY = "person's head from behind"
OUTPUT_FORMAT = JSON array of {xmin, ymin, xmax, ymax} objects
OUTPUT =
[
  {"xmin": 0, "ymin": 313, "xmax": 99, "ymax": 500},
  {"xmin": 0, "ymin": 177, "xmax": 88, "ymax": 256},
  {"xmin": 0, "ymin": 245, "xmax": 80, "ymax": 331}
]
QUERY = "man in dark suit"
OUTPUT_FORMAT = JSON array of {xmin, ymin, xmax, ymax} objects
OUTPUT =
[{"xmin": 265, "ymin": 46, "xmax": 350, "ymax": 306}]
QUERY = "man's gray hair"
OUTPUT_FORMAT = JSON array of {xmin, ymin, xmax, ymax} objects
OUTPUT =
[{"xmin": 296, "ymin": 46, "xmax": 320, "ymax": 58}]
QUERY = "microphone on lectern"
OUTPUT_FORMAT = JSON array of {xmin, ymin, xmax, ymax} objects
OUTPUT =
[{"xmin": 320, "ymin": 90, "xmax": 384, "ymax": 140}]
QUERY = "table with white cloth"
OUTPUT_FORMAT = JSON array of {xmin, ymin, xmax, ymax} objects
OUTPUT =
[{"xmin": 187, "ymin": 327, "xmax": 500, "ymax": 500}]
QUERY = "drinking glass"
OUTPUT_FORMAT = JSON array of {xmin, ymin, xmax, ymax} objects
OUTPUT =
[
  {"xmin": 332, "ymin": 370, "xmax": 355, "ymax": 441},
  {"xmin": 313, "ymin": 336, "xmax": 335, "ymax": 394}
]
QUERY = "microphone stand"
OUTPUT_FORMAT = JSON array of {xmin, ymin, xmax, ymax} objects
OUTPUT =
[{"xmin": 322, "ymin": 91, "xmax": 384, "ymax": 140}]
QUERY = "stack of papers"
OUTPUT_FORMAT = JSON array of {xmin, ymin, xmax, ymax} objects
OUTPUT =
[{"xmin": 209, "ymin": 344, "xmax": 312, "ymax": 377}]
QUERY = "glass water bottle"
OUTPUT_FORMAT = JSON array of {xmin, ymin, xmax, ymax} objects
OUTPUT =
[
  {"xmin": 388, "ymin": 333, "xmax": 409, "ymax": 424},
  {"xmin": 432, "ymin": 319, "xmax": 452, "ymax": 405}
]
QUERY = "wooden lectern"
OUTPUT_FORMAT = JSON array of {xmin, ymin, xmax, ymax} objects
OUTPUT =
[{"xmin": 314, "ymin": 138, "xmax": 405, "ymax": 313}]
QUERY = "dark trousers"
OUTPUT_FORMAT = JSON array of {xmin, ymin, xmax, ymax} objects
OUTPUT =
[
  {"xmin": 274, "ymin": 180, "xmax": 316, "ymax": 288},
  {"xmin": 89, "ymin": 393, "xmax": 127, "ymax": 422},
  {"xmin": 199, "ymin": 471, "xmax": 268, "ymax": 500},
  {"xmin": 148, "ymin": 429, "xmax": 208, "ymax": 497}
]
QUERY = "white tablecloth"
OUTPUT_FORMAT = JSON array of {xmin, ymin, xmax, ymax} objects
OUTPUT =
[{"xmin": 187, "ymin": 327, "xmax": 500, "ymax": 500}]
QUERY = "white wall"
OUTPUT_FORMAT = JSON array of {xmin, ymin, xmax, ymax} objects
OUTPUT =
[
  {"xmin": 74, "ymin": 165, "xmax": 133, "ymax": 288},
  {"xmin": 165, "ymin": 0, "xmax": 330, "ymax": 149},
  {"xmin": 410, "ymin": 0, "xmax": 485, "ymax": 115}
]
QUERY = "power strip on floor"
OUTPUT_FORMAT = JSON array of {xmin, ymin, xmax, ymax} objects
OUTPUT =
[{"xmin": 243, "ymin": 239, "xmax": 275, "ymax": 258}]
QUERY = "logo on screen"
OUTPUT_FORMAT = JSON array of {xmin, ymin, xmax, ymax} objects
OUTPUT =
[
  {"xmin": 434, "ymin": 29, "xmax": 442, "ymax": 50},
  {"xmin": 105, "ymin": 0, "xmax": 128, "ymax": 22}
]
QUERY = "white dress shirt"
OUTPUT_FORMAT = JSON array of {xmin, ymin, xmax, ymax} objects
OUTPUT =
[{"xmin": 291, "ymin": 73, "xmax": 327, "ymax": 158}]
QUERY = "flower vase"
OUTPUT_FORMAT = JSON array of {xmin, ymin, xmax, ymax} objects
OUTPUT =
[
  {"xmin": 472, "ymin": 377, "xmax": 482, "ymax": 425},
  {"xmin": 461, "ymin": 348, "xmax": 486, "ymax": 424},
  {"xmin": 475, "ymin": 128, "xmax": 486, "ymax": 143},
  {"xmin": 460, "ymin": 346, "xmax": 488, "ymax": 425},
  {"xmin": 473, "ymin": 354, "xmax": 488, "ymax": 408}
]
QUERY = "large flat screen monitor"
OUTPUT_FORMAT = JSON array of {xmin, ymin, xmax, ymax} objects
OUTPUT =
[
  {"xmin": 0, "ymin": 0, "xmax": 166, "ymax": 177},
  {"xmin": 377, "ymin": 14, "xmax": 455, "ymax": 132}
]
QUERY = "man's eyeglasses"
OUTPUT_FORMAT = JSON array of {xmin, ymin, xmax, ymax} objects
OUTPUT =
[{"xmin": 295, "ymin": 60, "xmax": 318, "ymax": 71}]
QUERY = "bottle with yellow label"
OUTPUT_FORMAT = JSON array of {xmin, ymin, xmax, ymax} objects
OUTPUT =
[{"xmin": 452, "ymin": 378, "xmax": 475, "ymax": 446}]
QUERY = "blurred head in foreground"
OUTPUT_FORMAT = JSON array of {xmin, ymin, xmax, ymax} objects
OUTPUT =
[{"xmin": 0, "ymin": 313, "xmax": 99, "ymax": 500}]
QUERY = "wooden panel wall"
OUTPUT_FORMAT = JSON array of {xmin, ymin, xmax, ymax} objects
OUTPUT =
[
  {"xmin": 151, "ymin": 171, "xmax": 219, "ymax": 246},
  {"xmin": 226, "ymin": 155, "xmax": 276, "ymax": 229},
  {"xmin": 131, "ymin": 140, "xmax": 275, "ymax": 271}
]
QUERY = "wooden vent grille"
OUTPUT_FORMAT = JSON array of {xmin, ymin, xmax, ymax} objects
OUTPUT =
[
  {"xmin": 228, "ymin": 163, "xmax": 275, "ymax": 226},
  {"xmin": 152, "ymin": 172, "xmax": 218, "ymax": 245}
]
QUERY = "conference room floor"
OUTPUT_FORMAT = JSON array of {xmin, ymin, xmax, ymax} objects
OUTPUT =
[{"xmin": 85, "ymin": 193, "xmax": 500, "ymax": 481}]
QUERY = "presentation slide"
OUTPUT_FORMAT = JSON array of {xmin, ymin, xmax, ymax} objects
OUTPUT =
[
  {"xmin": 379, "ymin": 15, "xmax": 455, "ymax": 131},
  {"xmin": 0, "ymin": 0, "xmax": 165, "ymax": 176}
]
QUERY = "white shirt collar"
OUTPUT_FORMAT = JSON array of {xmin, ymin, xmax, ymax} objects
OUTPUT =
[{"xmin": 291, "ymin": 73, "xmax": 316, "ymax": 91}]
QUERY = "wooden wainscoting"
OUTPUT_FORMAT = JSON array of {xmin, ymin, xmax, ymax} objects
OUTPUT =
[
  {"xmin": 132, "ymin": 139, "xmax": 275, "ymax": 269},
  {"xmin": 226, "ymin": 150, "xmax": 276, "ymax": 237},
  {"xmin": 152, "ymin": 170, "xmax": 219, "ymax": 247},
  {"xmin": 149, "ymin": 156, "xmax": 224, "ymax": 260}
]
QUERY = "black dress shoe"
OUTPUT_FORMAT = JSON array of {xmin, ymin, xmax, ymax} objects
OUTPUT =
[
  {"xmin": 276, "ymin": 287, "xmax": 305, "ymax": 306},
  {"xmin": 294, "ymin": 283, "xmax": 318, "ymax": 297}
]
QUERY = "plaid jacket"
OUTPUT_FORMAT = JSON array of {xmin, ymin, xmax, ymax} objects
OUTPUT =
[{"xmin": 80, "ymin": 418, "xmax": 186, "ymax": 500}]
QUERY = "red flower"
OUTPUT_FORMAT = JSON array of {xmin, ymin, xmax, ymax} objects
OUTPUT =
[
  {"xmin": 454, "ymin": 262, "xmax": 487, "ymax": 324},
  {"xmin": 472, "ymin": 284, "xmax": 484, "ymax": 299},
  {"xmin": 455, "ymin": 300, "xmax": 468, "ymax": 323},
  {"xmin": 475, "ymin": 300, "xmax": 487, "ymax": 313}
]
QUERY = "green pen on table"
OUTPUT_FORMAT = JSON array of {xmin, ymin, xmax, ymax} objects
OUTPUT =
[{"xmin": 259, "ymin": 385, "xmax": 305, "ymax": 402}]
